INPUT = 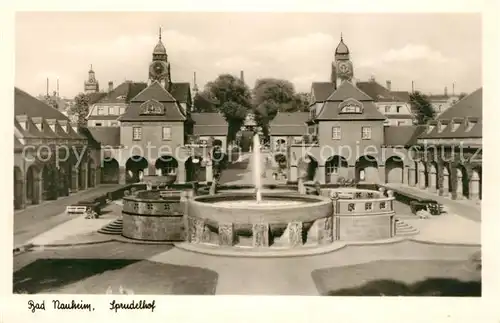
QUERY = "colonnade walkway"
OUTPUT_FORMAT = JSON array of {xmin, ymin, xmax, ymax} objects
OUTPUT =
[{"xmin": 384, "ymin": 183, "xmax": 481, "ymax": 223}]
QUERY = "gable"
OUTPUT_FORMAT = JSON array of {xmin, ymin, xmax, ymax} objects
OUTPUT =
[
  {"xmin": 130, "ymin": 81, "xmax": 177, "ymax": 102},
  {"xmin": 140, "ymin": 99, "xmax": 164, "ymax": 115},
  {"xmin": 325, "ymin": 81, "xmax": 373, "ymax": 102}
]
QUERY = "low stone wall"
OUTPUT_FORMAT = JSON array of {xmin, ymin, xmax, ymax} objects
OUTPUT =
[
  {"xmin": 121, "ymin": 190, "xmax": 192, "ymax": 241},
  {"xmin": 335, "ymin": 214, "xmax": 395, "ymax": 241}
]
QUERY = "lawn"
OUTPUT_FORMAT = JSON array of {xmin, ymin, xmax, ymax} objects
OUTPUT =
[{"xmin": 312, "ymin": 259, "xmax": 481, "ymax": 296}]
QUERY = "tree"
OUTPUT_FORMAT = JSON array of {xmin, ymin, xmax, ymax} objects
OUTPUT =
[
  {"xmin": 410, "ymin": 91, "xmax": 435, "ymax": 125},
  {"xmin": 192, "ymin": 91, "xmax": 218, "ymax": 113},
  {"xmin": 458, "ymin": 92, "xmax": 467, "ymax": 100},
  {"xmin": 254, "ymin": 100, "xmax": 280, "ymax": 137},
  {"xmin": 290, "ymin": 92, "xmax": 311, "ymax": 112},
  {"xmin": 204, "ymin": 74, "xmax": 252, "ymax": 142},
  {"xmin": 68, "ymin": 93, "xmax": 91, "ymax": 127}
]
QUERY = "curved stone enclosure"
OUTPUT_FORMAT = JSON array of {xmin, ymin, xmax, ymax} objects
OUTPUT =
[{"xmin": 121, "ymin": 189, "xmax": 192, "ymax": 241}]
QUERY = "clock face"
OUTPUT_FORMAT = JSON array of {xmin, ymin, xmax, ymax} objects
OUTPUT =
[
  {"xmin": 153, "ymin": 62, "xmax": 164, "ymax": 74},
  {"xmin": 339, "ymin": 62, "xmax": 349, "ymax": 74}
]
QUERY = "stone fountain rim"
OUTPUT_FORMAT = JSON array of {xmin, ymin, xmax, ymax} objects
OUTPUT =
[{"xmin": 190, "ymin": 191, "xmax": 332, "ymax": 210}]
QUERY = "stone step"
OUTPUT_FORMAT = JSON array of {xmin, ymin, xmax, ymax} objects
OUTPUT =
[{"xmin": 98, "ymin": 219, "xmax": 123, "ymax": 235}]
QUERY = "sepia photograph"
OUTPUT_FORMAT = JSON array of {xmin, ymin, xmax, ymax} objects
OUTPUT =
[{"xmin": 12, "ymin": 11, "xmax": 482, "ymax": 298}]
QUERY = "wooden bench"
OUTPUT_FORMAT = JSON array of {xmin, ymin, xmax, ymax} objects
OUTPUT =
[{"xmin": 66, "ymin": 205, "xmax": 89, "ymax": 215}]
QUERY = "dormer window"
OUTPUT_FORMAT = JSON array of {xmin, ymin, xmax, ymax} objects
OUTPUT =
[
  {"xmin": 16, "ymin": 115, "xmax": 28, "ymax": 131},
  {"xmin": 32, "ymin": 117, "xmax": 43, "ymax": 132},
  {"xmin": 59, "ymin": 120, "xmax": 69, "ymax": 132},
  {"xmin": 46, "ymin": 118, "xmax": 57, "ymax": 132},
  {"xmin": 465, "ymin": 118, "xmax": 477, "ymax": 132},
  {"xmin": 97, "ymin": 106, "xmax": 105, "ymax": 115},
  {"xmin": 451, "ymin": 118, "xmax": 463, "ymax": 132},
  {"xmin": 438, "ymin": 119, "xmax": 449, "ymax": 133},
  {"xmin": 140, "ymin": 99, "xmax": 164, "ymax": 115},
  {"xmin": 427, "ymin": 123, "xmax": 436, "ymax": 134},
  {"xmin": 339, "ymin": 98, "xmax": 363, "ymax": 114},
  {"xmin": 117, "ymin": 95, "xmax": 126, "ymax": 100}
]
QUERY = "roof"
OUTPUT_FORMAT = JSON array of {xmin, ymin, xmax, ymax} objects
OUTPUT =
[
  {"xmin": 88, "ymin": 127, "xmax": 121, "ymax": 147},
  {"xmin": 335, "ymin": 38, "xmax": 349, "ymax": 55},
  {"xmin": 88, "ymin": 115, "xmax": 121, "ymax": 120},
  {"xmin": 311, "ymin": 82, "xmax": 335, "ymax": 102},
  {"xmin": 191, "ymin": 112, "xmax": 228, "ymax": 136},
  {"xmin": 170, "ymin": 82, "xmax": 191, "ymax": 103},
  {"xmin": 419, "ymin": 88, "xmax": 482, "ymax": 139},
  {"xmin": 131, "ymin": 81, "xmax": 176, "ymax": 102},
  {"xmin": 384, "ymin": 114, "xmax": 414, "ymax": 120},
  {"xmin": 391, "ymin": 91, "xmax": 411, "ymax": 102},
  {"xmin": 153, "ymin": 40, "xmax": 167, "ymax": 54},
  {"xmin": 270, "ymin": 112, "xmax": 309, "ymax": 135},
  {"xmin": 384, "ymin": 125, "xmax": 425, "ymax": 146},
  {"xmin": 94, "ymin": 82, "xmax": 148, "ymax": 104},
  {"xmin": 315, "ymin": 82, "xmax": 386, "ymax": 120},
  {"xmin": 357, "ymin": 81, "xmax": 405, "ymax": 102},
  {"xmin": 15, "ymin": 87, "xmax": 70, "ymax": 120},
  {"xmin": 87, "ymin": 92, "xmax": 107, "ymax": 105}
]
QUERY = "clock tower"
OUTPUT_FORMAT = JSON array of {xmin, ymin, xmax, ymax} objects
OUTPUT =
[
  {"xmin": 148, "ymin": 27, "xmax": 171, "ymax": 89},
  {"xmin": 333, "ymin": 34, "xmax": 354, "ymax": 87}
]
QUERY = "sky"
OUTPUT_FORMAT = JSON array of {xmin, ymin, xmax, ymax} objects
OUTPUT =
[{"xmin": 15, "ymin": 12, "xmax": 481, "ymax": 98}]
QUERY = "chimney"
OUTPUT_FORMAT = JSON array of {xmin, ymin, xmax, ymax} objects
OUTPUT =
[
  {"xmin": 452, "ymin": 82, "xmax": 455, "ymax": 96},
  {"xmin": 46, "ymin": 78, "xmax": 49, "ymax": 97},
  {"xmin": 369, "ymin": 75, "xmax": 376, "ymax": 82},
  {"xmin": 240, "ymin": 71, "xmax": 245, "ymax": 83},
  {"xmin": 411, "ymin": 81, "xmax": 415, "ymax": 93},
  {"xmin": 444, "ymin": 86, "xmax": 448, "ymax": 96},
  {"xmin": 57, "ymin": 78, "xmax": 59, "ymax": 97},
  {"xmin": 108, "ymin": 81, "xmax": 114, "ymax": 92},
  {"xmin": 386, "ymin": 80, "xmax": 392, "ymax": 91}
]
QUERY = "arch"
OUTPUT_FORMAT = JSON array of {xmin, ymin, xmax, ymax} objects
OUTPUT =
[
  {"xmin": 325, "ymin": 155, "xmax": 348, "ymax": 183},
  {"xmin": 87, "ymin": 158, "xmax": 96, "ymax": 188},
  {"xmin": 385, "ymin": 156, "xmax": 404, "ymax": 183},
  {"xmin": 78, "ymin": 163, "xmax": 85, "ymax": 190},
  {"xmin": 212, "ymin": 139, "xmax": 223, "ymax": 147},
  {"xmin": 102, "ymin": 158, "xmax": 119, "ymax": 184},
  {"xmin": 126, "ymin": 156, "xmax": 149, "ymax": 183},
  {"xmin": 456, "ymin": 164, "xmax": 469, "ymax": 198},
  {"xmin": 185, "ymin": 156, "xmax": 205, "ymax": 182},
  {"xmin": 275, "ymin": 138, "xmax": 287, "ymax": 152},
  {"xmin": 429, "ymin": 161, "xmax": 438, "ymax": 190},
  {"xmin": 155, "ymin": 155, "xmax": 178, "ymax": 178},
  {"xmin": 26, "ymin": 165, "xmax": 39, "ymax": 205},
  {"xmin": 57, "ymin": 163, "xmax": 70, "ymax": 196},
  {"xmin": 417, "ymin": 161, "xmax": 428, "ymax": 188},
  {"xmin": 41, "ymin": 164, "xmax": 57, "ymax": 200},
  {"xmin": 355, "ymin": 155, "xmax": 378, "ymax": 183},
  {"xmin": 413, "ymin": 161, "xmax": 419, "ymax": 185},
  {"xmin": 298, "ymin": 154, "xmax": 318, "ymax": 181},
  {"xmin": 14, "ymin": 166, "xmax": 24, "ymax": 209}
]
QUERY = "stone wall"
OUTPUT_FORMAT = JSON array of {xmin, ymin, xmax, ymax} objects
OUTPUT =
[
  {"xmin": 122, "ymin": 213, "xmax": 184, "ymax": 241},
  {"xmin": 336, "ymin": 214, "xmax": 394, "ymax": 241}
]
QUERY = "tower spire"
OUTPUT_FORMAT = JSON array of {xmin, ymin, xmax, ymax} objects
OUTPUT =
[
  {"xmin": 159, "ymin": 26, "xmax": 162, "ymax": 41},
  {"xmin": 340, "ymin": 32, "xmax": 343, "ymax": 41}
]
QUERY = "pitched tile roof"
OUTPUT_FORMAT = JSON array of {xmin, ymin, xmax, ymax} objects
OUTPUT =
[
  {"xmin": 119, "ymin": 81, "xmax": 186, "ymax": 122},
  {"xmin": 356, "ymin": 81, "xmax": 405, "ymax": 102},
  {"xmin": 311, "ymin": 82, "xmax": 335, "ymax": 102},
  {"xmin": 418, "ymin": 88, "xmax": 482, "ymax": 139},
  {"xmin": 131, "ymin": 81, "xmax": 176, "ymax": 102},
  {"xmin": 170, "ymin": 82, "xmax": 191, "ymax": 103},
  {"xmin": 270, "ymin": 112, "xmax": 309, "ymax": 135},
  {"xmin": 87, "ymin": 92, "xmax": 108, "ymax": 104},
  {"xmin": 391, "ymin": 91, "xmax": 411, "ymax": 102},
  {"xmin": 88, "ymin": 127, "xmax": 121, "ymax": 147},
  {"xmin": 314, "ymin": 82, "xmax": 386, "ymax": 121},
  {"xmin": 88, "ymin": 115, "xmax": 121, "ymax": 120},
  {"xmin": 15, "ymin": 87, "xmax": 70, "ymax": 120},
  {"xmin": 94, "ymin": 82, "xmax": 148, "ymax": 104},
  {"xmin": 191, "ymin": 113, "xmax": 228, "ymax": 136},
  {"xmin": 384, "ymin": 125, "xmax": 425, "ymax": 147}
]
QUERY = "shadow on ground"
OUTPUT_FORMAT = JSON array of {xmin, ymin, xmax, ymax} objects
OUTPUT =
[
  {"xmin": 326, "ymin": 278, "xmax": 481, "ymax": 296},
  {"xmin": 14, "ymin": 258, "xmax": 218, "ymax": 295},
  {"xmin": 312, "ymin": 259, "xmax": 481, "ymax": 297}
]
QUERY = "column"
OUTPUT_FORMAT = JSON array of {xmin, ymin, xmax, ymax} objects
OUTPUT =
[
  {"xmin": 442, "ymin": 169, "xmax": 450, "ymax": 197},
  {"xmin": 95, "ymin": 167, "xmax": 101, "ymax": 185},
  {"xmin": 205, "ymin": 161, "xmax": 213, "ymax": 183},
  {"xmin": 428, "ymin": 168, "xmax": 437, "ymax": 193},
  {"xmin": 119, "ymin": 166, "xmax": 127, "ymax": 185},
  {"xmin": 33, "ymin": 177, "xmax": 42, "ymax": 204},
  {"xmin": 378, "ymin": 165, "xmax": 386, "ymax": 184},
  {"xmin": 455, "ymin": 172, "xmax": 463, "ymax": 199},
  {"xmin": 81, "ymin": 165, "xmax": 88, "ymax": 190},
  {"xmin": 286, "ymin": 222, "xmax": 303, "ymax": 247},
  {"xmin": 14, "ymin": 178, "xmax": 26, "ymax": 209},
  {"xmin": 469, "ymin": 172, "xmax": 480, "ymax": 200},
  {"xmin": 252, "ymin": 223, "xmax": 269, "ymax": 247},
  {"xmin": 188, "ymin": 217, "xmax": 206, "ymax": 244},
  {"xmin": 419, "ymin": 170, "xmax": 426, "ymax": 189},
  {"xmin": 403, "ymin": 166, "xmax": 409, "ymax": 185},
  {"xmin": 289, "ymin": 165, "xmax": 298, "ymax": 182},
  {"xmin": 218, "ymin": 223, "xmax": 234, "ymax": 246},
  {"xmin": 71, "ymin": 167, "xmax": 79, "ymax": 193},
  {"xmin": 316, "ymin": 165, "xmax": 326, "ymax": 184},
  {"xmin": 408, "ymin": 168, "xmax": 416, "ymax": 187},
  {"xmin": 177, "ymin": 163, "xmax": 186, "ymax": 184}
]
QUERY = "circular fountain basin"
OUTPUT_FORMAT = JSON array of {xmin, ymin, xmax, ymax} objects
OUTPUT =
[{"xmin": 187, "ymin": 192, "xmax": 333, "ymax": 236}]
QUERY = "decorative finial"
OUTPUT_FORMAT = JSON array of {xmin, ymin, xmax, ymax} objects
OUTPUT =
[
  {"xmin": 340, "ymin": 32, "xmax": 343, "ymax": 41},
  {"xmin": 159, "ymin": 26, "xmax": 162, "ymax": 41},
  {"xmin": 90, "ymin": 64, "xmax": 93, "ymax": 71}
]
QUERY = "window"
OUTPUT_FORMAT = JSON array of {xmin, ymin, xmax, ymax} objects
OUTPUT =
[
  {"xmin": 397, "ymin": 121, "xmax": 406, "ymax": 126},
  {"xmin": 97, "ymin": 106, "xmax": 104, "ymax": 115},
  {"xmin": 396, "ymin": 106, "xmax": 401, "ymax": 113},
  {"xmin": 162, "ymin": 126, "xmax": 172, "ymax": 140},
  {"xmin": 120, "ymin": 107, "xmax": 126, "ymax": 114},
  {"xmin": 385, "ymin": 106, "xmax": 391, "ymax": 113},
  {"xmin": 110, "ymin": 122, "xmax": 119, "ymax": 127},
  {"xmin": 95, "ymin": 122, "xmax": 102, "ymax": 127},
  {"xmin": 332, "ymin": 126, "xmax": 341, "ymax": 140},
  {"xmin": 326, "ymin": 164, "xmax": 338, "ymax": 176},
  {"xmin": 132, "ymin": 127, "xmax": 142, "ymax": 140},
  {"xmin": 293, "ymin": 137, "xmax": 303, "ymax": 144},
  {"xmin": 109, "ymin": 106, "xmax": 115, "ymax": 115},
  {"xmin": 361, "ymin": 126, "xmax": 371, "ymax": 139}
]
